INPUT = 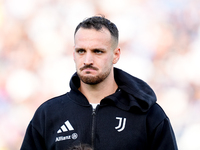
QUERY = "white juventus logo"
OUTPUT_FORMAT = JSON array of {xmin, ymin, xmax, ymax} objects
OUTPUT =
[{"xmin": 115, "ymin": 117, "xmax": 126, "ymax": 132}]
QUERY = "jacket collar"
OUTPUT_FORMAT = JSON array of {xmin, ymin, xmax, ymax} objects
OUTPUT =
[{"xmin": 68, "ymin": 68, "xmax": 157, "ymax": 112}]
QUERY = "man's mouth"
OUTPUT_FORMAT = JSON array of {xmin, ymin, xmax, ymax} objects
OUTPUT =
[{"xmin": 80, "ymin": 65, "xmax": 98, "ymax": 71}]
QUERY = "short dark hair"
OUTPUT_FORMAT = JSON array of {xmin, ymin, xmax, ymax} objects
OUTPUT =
[{"xmin": 74, "ymin": 16, "xmax": 119, "ymax": 44}]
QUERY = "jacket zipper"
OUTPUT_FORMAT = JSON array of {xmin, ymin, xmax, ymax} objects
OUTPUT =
[{"xmin": 91, "ymin": 107, "xmax": 97, "ymax": 149}]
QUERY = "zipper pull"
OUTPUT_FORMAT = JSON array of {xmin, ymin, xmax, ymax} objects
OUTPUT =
[{"xmin": 92, "ymin": 108, "xmax": 96, "ymax": 115}]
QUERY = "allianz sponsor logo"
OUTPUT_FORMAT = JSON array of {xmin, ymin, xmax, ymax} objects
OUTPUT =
[{"xmin": 55, "ymin": 133, "xmax": 78, "ymax": 142}]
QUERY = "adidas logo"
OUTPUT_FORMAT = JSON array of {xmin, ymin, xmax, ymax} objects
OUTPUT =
[{"xmin": 57, "ymin": 120, "xmax": 74, "ymax": 133}]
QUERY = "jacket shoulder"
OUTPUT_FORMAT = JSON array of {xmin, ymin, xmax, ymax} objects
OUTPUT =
[
  {"xmin": 31, "ymin": 93, "xmax": 69, "ymax": 123},
  {"xmin": 29, "ymin": 93, "xmax": 70, "ymax": 133},
  {"xmin": 146, "ymin": 103, "xmax": 168, "ymax": 128},
  {"xmin": 37, "ymin": 93, "xmax": 69, "ymax": 111},
  {"xmin": 147, "ymin": 103, "xmax": 167, "ymax": 119}
]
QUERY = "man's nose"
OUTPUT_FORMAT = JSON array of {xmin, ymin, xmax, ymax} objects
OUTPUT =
[{"xmin": 84, "ymin": 52, "xmax": 93, "ymax": 65}]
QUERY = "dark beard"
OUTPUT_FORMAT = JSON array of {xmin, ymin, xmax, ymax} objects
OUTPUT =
[{"xmin": 78, "ymin": 69, "xmax": 111, "ymax": 85}]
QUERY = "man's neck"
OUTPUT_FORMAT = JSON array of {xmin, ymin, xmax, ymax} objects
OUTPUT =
[{"xmin": 79, "ymin": 76, "xmax": 118, "ymax": 104}]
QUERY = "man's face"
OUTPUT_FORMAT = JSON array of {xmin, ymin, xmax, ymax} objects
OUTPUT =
[{"xmin": 73, "ymin": 27, "xmax": 120, "ymax": 85}]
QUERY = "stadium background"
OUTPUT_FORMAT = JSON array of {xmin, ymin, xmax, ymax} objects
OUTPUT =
[{"xmin": 0, "ymin": 0, "xmax": 200, "ymax": 149}]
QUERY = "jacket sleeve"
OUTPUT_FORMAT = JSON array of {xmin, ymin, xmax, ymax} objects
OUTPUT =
[
  {"xmin": 20, "ymin": 121, "xmax": 46, "ymax": 150},
  {"xmin": 147, "ymin": 104, "xmax": 178, "ymax": 150},
  {"xmin": 149, "ymin": 118, "xmax": 178, "ymax": 150}
]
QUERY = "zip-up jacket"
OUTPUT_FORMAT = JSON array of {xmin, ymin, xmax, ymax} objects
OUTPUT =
[{"xmin": 21, "ymin": 68, "xmax": 178, "ymax": 150}]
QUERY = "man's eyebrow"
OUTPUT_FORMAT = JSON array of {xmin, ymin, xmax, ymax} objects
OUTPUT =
[
  {"xmin": 75, "ymin": 47, "xmax": 106, "ymax": 51},
  {"xmin": 75, "ymin": 47, "xmax": 85, "ymax": 51},
  {"xmin": 91, "ymin": 48, "xmax": 106, "ymax": 51}
]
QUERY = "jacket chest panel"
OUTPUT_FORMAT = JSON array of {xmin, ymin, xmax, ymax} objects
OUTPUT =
[{"xmin": 46, "ymin": 105, "xmax": 148, "ymax": 149}]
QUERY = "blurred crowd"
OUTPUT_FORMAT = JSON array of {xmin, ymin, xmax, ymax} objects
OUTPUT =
[{"xmin": 0, "ymin": 0, "xmax": 200, "ymax": 149}]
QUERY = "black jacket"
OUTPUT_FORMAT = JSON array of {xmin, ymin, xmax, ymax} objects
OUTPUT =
[{"xmin": 21, "ymin": 68, "xmax": 178, "ymax": 150}]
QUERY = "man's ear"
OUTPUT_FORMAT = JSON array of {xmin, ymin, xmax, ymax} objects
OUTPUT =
[{"xmin": 113, "ymin": 47, "xmax": 121, "ymax": 64}]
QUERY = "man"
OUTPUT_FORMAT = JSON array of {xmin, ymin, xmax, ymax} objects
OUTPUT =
[{"xmin": 21, "ymin": 16, "xmax": 178, "ymax": 150}]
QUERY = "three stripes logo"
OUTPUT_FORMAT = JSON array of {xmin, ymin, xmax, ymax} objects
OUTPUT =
[
  {"xmin": 57, "ymin": 120, "xmax": 74, "ymax": 133},
  {"xmin": 115, "ymin": 117, "xmax": 126, "ymax": 132}
]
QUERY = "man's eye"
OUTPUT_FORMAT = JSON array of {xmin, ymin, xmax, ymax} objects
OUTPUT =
[
  {"xmin": 77, "ymin": 49, "xmax": 85, "ymax": 54},
  {"xmin": 94, "ymin": 50, "xmax": 103, "ymax": 54}
]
